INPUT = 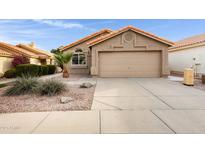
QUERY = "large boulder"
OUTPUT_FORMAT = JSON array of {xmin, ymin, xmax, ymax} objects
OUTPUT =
[
  {"xmin": 80, "ymin": 82, "xmax": 93, "ymax": 88},
  {"xmin": 60, "ymin": 97, "xmax": 73, "ymax": 104}
]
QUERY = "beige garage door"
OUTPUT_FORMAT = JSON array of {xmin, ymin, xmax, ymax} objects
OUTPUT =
[{"xmin": 99, "ymin": 51, "xmax": 161, "ymax": 77}]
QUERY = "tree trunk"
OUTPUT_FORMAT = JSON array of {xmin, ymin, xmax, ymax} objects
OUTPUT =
[{"xmin": 63, "ymin": 64, "xmax": 69, "ymax": 78}]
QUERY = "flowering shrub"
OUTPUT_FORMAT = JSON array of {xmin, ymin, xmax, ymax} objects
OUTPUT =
[{"xmin": 12, "ymin": 55, "xmax": 30, "ymax": 67}]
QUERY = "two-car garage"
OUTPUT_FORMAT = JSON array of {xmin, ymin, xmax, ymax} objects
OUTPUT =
[
  {"xmin": 88, "ymin": 26, "xmax": 173, "ymax": 78},
  {"xmin": 99, "ymin": 51, "xmax": 161, "ymax": 77}
]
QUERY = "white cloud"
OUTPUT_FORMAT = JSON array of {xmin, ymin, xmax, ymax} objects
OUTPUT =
[
  {"xmin": 34, "ymin": 19, "xmax": 84, "ymax": 29},
  {"xmin": 0, "ymin": 35, "xmax": 29, "ymax": 44}
]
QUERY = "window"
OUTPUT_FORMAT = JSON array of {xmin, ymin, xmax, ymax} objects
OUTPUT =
[{"xmin": 72, "ymin": 49, "xmax": 87, "ymax": 66}]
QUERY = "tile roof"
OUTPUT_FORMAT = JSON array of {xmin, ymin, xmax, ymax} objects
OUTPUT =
[
  {"xmin": 87, "ymin": 25, "xmax": 174, "ymax": 46},
  {"xmin": 16, "ymin": 44, "xmax": 53, "ymax": 59},
  {"xmin": 0, "ymin": 48, "xmax": 13, "ymax": 57},
  {"xmin": 61, "ymin": 29, "xmax": 112, "ymax": 51},
  {"xmin": 0, "ymin": 42, "xmax": 39, "ymax": 58},
  {"xmin": 169, "ymin": 33, "xmax": 205, "ymax": 51}
]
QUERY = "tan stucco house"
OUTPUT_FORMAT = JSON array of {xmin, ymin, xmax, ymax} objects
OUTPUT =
[
  {"xmin": 0, "ymin": 42, "xmax": 54, "ymax": 74},
  {"xmin": 169, "ymin": 33, "xmax": 205, "ymax": 77},
  {"xmin": 16, "ymin": 42, "xmax": 54, "ymax": 65},
  {"xmin": 62, "ymin": 26, "xmax": 173, "ymax": 77}
]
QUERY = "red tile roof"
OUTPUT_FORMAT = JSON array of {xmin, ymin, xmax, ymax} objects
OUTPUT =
[
  {"xmin": 169, "ymin": 33, "xmax": 205, "ymax": 51},
  {"xmin": 87, "ymin": 25, "xmax": 174, "ymax": 46},
  {"xmin": 0, "ymin": 42, "xmax": 53, "ymax": 59},
  {"xmin": 0, "ymin": 42, "xmax": 39, "ymax": 58},
  {"xmin": 17, "ymin": 44, "xmax": 53, "ymax": 59},
  {"xmin": 61, "ymin": 29, "xmax": 112, "ymax": 51},
  {"xmin": 0, "ymin": 48, "xmax": 13, "ymax": 57}
]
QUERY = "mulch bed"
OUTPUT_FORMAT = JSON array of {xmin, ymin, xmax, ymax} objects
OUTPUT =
[{"xmin": 0, "ymin": 85, "xmax": 95, "ymax": 113}]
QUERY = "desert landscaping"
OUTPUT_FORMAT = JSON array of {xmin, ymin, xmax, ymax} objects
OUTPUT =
[{"xmin": 0, "ymin": 76, "xmax": 95, "ymax": 113}]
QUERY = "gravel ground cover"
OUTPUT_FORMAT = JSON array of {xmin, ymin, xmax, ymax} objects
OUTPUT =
[{"xmin": 0, "ymin": 84, "xmax": 95, "ymax": 113}]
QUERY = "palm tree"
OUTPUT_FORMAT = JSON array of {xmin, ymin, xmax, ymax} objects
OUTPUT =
[{"xmin": 54, "ymin": 52, "xmax": 73, "ymax": 78}]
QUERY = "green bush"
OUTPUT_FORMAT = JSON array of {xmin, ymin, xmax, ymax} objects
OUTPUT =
[
  {"xmin": 16, "ymin": 64, "xmax": 39, "ymax": 77},
  {"xmin": 39, "ymin": 65, "xmax": 49, "ymax": 76},
  {"xmin": 34, "ymin": 79, "xmax": 65, "ymax": 96},
  {"xmin": 47, "ymin": 65, "xmax": 56, "ymax": 74},
  {"xmin": 0, "ymin": 83, "xmax": 7, "ymax": 88},
  {"xmin": 4, "ymin": 68, "xmax": 17, "ymax": 78},
  {"xmin": 4, "ymin": 76, "xmax": 38, "ymax": 96}
]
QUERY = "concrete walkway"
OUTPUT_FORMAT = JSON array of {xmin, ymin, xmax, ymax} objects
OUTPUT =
[{"xmin": 1, "ymin": 78, "xmax": 205, "ymax": 133}]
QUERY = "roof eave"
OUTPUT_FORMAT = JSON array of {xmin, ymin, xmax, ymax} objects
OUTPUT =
[
  {"xmin": 61, "ymin": 29, "xmax": 113, "ymax": 51},
  {"xmin": 88, "ymin": 27, "xmax": 174, "ymax": 47},
  {"xmin": 17, "ymin": 44, "xmax": 52, "ymax": 57},
  {"xmin": 169, "ymin": 42, "xmax": 205, "ymax": 52}
]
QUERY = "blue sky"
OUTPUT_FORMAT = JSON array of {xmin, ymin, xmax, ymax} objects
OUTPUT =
[{"xmin": 0, "ymin": 19, "xmax": 205, "ymax": 51}]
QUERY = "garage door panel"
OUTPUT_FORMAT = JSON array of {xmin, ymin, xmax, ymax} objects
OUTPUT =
[{"xmin": 99, "ymin": 51, "xmax": 161, "ymax": 77}]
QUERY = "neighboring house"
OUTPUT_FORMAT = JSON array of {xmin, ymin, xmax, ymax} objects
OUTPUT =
[
  {"xmin": 0, "ymin": 42, "xmax": 53, "ymax": 74},
  {"xmin": 61, "ymin": 26, "xmax": 173, "ymax": 77},
  {"xmin": 0, "ymin": 48, "xmax": 14, "ymax": 75},
  {"xmin": 16, "ymin": 42, "xmax": 54, "ymax": 65},
  {"xmin": 169, "ymin": 33, "xmax": 205, "ymax": 77}
]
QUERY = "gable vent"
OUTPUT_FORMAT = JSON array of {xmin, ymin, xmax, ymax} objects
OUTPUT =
[{"xmin": 124, "ymin": 32, "xmax": 133, "ymax": 42}]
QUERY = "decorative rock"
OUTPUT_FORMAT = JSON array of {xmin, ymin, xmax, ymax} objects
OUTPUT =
[
  {"xmin": 56, "ymin": 67, "xmax": 62, "ymax": 73},
  {"xmin": 80, "ymin": 82, "xmax": 93, "ymax": 88},
  {"xmin": 60, "ymin": 97, "xmax": 73, "ymax": 104}
]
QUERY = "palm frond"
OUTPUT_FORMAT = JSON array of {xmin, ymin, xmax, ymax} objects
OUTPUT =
[
  {"xmin": 54, "ymin": 52, "xmax": 72, "ymax": 64},
  {"xmin": 54, "ymin": 54, "xmax": 64, "ymax": 64},
  {"xmin": 63, "ymin": 52, "xmax": 73, "ymax": 63}
]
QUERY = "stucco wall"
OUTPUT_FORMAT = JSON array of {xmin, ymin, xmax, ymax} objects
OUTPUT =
[
  {"xmin": 0, "ymin": 56, "xmax": 13, "ymax": 74},
  {"xmin": 90, "ymin": 30, "xmax": 169, "ymax": 77},
  {"xmin": 30, "ymin": 58, "xmax": 41, "ymax": 65},
  {"xmin": 169, "ymin": 45, "xmax": 205, "ymax": 75},
  {"xmin": 46, "ymin": 59, "xmax": 51, "ymax": 65}
]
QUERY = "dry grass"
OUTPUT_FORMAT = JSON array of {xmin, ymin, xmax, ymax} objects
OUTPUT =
[{"xmin": 0, "ymin": 85, "xmax": 95, "ymax": 113}]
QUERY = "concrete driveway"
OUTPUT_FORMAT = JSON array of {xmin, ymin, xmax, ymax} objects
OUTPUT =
[
  {"xmin": 92, "ymin": 78, "xmax": 205, "ymax": 133},
  {"xmin": 1, "ymin": 78, "xmax": 205, "ymax": 133}
]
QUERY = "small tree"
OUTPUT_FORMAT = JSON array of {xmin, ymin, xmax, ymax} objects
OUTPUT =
[
  {"xmin": 54, "ymin": 52, "xmax": 72, "ymax": 78},
  {"xmin": 50, "ymin": 46, "xmax": 64, "ymax": 54},
  {"xmin": 12, "ymin": 55, "xmax": 30, "ymax": 67}
]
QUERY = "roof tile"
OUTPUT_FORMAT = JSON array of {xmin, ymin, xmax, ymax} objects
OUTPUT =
[
  {"xmin": 88, "ymin": 25, "xmax": 174, "ymax": 46},
  {"xmin": 0, "ymin": 42, "xmax": 39, "ymax": 58},
  {"xmin": 61, "ymin": 29, "xmax": 112, "ymax": 51},
  {"xmin": 169, "ymin": 33, "xmax": 205, "ymax": 50},
  {"xmin": 17, "ymin": 44, "xmax": 52, "ymax": 58}
]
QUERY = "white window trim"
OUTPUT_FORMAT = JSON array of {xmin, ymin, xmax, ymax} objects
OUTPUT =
[{"xmin": 71, "ymin": 52, "xmax": 87, "ymax": 67}]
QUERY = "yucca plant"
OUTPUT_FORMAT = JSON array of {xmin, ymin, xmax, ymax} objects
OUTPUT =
[
  {"xmin": 54, "ymin": 52, "xmax": 73, "ymax": 78},
  {"xmin": 4, "ymin": 75, "xmax": 38, "ymax": 96},
  {"xmin": 34, "ymin": 79, "xmax": 66, "ymax": 96}
]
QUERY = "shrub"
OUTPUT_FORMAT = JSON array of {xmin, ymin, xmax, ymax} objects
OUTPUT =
[
  {"xmin": 0, "ymin": 83, "xmax": 7, "ymax": 88},
  {"xmin": 39, "ymin": 65, "xmax": 49, "ymax": 76},
  {"xmin": 4, "ymin": 68, "xmax": 17, "ymax": 78},
  {"xmin": 47, "ymin": 65, "xmax": 56, "ymax": 74},
  {"xmin": 16, "ymin": 64, "xmax": 39, "ymax": 77},
  {"xmin": 34, "ymin": 79, "xmax": 65, "ymax": 96},
  {"xmin": 4, "ymin": 76, "xmax": 38, "ymax": 96},
  {"xmin": 12, "ymin": 55, "xmax": 30, "ymax": 67}
]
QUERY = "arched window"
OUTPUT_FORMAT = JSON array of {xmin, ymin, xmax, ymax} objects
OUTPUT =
[{"xmin": 72, "ymin": 48, "xmax": 87, "ymax": 66}]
